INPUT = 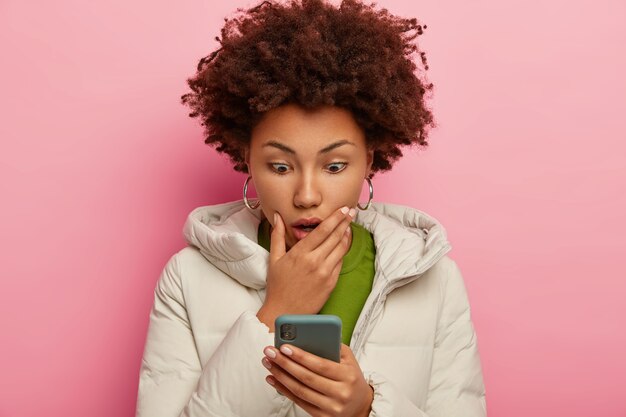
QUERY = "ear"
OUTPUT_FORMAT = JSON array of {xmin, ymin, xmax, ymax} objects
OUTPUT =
[
  {"xmin": 243, "ymin": 147, "xmax": 251, "ymax": 170},
  {"xmin": 365, "ymin": 148, "xmax": 374, "ymax": 178}
]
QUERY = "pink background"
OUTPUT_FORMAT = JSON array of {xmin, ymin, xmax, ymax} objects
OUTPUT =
[{"xmin": 1, "ymin": 0, "xmax": 625, "ymax": 416}]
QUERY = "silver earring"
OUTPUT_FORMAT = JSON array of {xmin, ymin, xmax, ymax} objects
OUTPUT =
[
  {"xmin": 243, "ymin": 176, "xmax": 260, "ymax": 210},
  {"xmin": 357, "ymin": 177, "xmax": 373, "ymax": 210}
]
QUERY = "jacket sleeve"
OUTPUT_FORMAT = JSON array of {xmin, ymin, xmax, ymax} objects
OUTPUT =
[
  {"xmin": 135, "ymin": 253, "xmax": 289, "ymax": 417},
  {"xmin": 362, "ymin": 259, "xmax": 487, "ymax": 417}
]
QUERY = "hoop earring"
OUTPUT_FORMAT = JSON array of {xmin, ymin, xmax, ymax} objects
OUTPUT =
[
  {"xmin": 243, "ymin": 176, "xmax": 260, "ymax": 210},
  {"xmin": 357, "ymin": 177, "xmax": 373, "ymax": 210}
]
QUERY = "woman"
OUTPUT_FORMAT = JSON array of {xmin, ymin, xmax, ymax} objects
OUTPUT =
[{"xmin": 135, "ymin": 0, "xmax": 487, "ymax": 416}]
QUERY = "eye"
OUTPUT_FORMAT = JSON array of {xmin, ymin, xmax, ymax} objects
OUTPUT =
[
  {"xmin": 269, "ymin": 163, "xmax": 290, "ymax": 174},
  {"xmin": 326, "ymin": 162, "xmax": 348, "ymax": 173}
]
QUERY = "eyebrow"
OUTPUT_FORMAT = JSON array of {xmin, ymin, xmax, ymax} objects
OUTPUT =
[{"xmin": 262, "ymin": 139, "xmax": 355, "ymax": 155}]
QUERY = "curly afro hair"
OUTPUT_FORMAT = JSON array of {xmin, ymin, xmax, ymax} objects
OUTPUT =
[{"xmin": 181, "ymin": 0, "xmax": 435, "ymax": 177}]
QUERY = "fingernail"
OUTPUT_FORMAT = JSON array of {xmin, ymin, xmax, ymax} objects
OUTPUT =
[
  {"xmin": 266, "ymin": 376, "xmax": 275, "ymax": 386},
  {"xmin": 340, "ymin": 206, "xmax": 349, "ymax": 214},
  {"xmin": 262, "ymin": 358, "xmax": 272, "ymax": 369},
  {"xmin": 348, "ymin": 208, "xmax": 356, "ymax": 218},
  {"xmin": 273, "ymin": 213, "xmax": 278, "ymax": 225},
  {"xmin": 280, "ymin": 345, "xmax": 293, "ymax": 356},
  {"xmin": 345, "ymin": 226, "xmax": 351, "ymax": 235},
  {"xmin": 264, "ymin": 347, "xmax": 276, "ymax": 358}
]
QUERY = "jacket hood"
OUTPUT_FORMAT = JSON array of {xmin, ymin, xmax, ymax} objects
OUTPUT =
[{"xmin": 182, "ymin": 199, "xmax": 452, "ymax": 290}]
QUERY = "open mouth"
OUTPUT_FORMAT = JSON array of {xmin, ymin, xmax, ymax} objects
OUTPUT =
[{"xmin": 295, "ymin": 223, "xmax": 319, "ymax": 232}]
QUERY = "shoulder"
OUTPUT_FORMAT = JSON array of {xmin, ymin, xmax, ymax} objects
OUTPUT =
[
  {"xmin": 167, "ymin": 246, "xmax": 220, "ymax": 274},
  {"xmin": 385, "ymin": 254, "xmax": 460, "ymax": 309},
  {"xmin": 415, "ymin": 254, "xmax": 468, "ymax": 302},
  {"xmin": 426, "ymin": 255, "xmax": 476, "ymax": 326},
  {"xmin": 158, "ymin": 246, "xmax": 216, "ymax": 277},
  {"xmin": 155, "ymin": 246, "xmax": 237, "ymax": 296},
  {"xmin": 427, "ymin": 255, "xmax": 462, "ymax": 283}
]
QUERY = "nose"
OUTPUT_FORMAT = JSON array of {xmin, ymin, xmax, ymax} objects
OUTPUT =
[{"xmin": 293, "ymin": 172, "xmax": 322, "ymax": 208}]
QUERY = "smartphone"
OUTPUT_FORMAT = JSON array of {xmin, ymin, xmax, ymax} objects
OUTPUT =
[{"xmin": 274, "ymin": 314, "xmax": 342, "ymax": 363}]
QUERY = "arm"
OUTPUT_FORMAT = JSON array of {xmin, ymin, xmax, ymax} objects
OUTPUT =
[
  {"xmin": 135, "ymin": 253, "xmax": 288, "ymax": 417},
  {"xmin": 362, "ymin": 260, "xmax": 487, "ymax": 417}
]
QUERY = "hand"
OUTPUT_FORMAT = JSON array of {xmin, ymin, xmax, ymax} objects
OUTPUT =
[
  {"xmin": 257, "ymin": 206, "xmax": 356, "ymax": 331},
  {"xmin": 261, "ymin": 343, "xmax": 374, "ymax": 417}
]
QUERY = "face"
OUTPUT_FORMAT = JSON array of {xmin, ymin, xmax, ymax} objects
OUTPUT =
[{"xmin": 245, "ymin": 103, "xmax": 374, "ymax": 251}]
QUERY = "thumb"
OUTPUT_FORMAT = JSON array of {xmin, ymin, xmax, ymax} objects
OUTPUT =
[
  {"xmin": 270, "ymin": 212, "xmax": 286, "ymax": 261},
  {"xmin": 340, "ymin": 343, "xmax": 353, "ymax": 363}
]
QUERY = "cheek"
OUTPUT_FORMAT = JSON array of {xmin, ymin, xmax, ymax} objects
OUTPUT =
[
  {"xmin": 254, "ymin": 176, "xmax": 289, "ymax": 204},
  {"xmin": 326, "ymin": 175, "xmax": 364, "ymax": 205},
  {"xmin": 254, "ymin": 175, "xmax": 292, "ymax": 222}
]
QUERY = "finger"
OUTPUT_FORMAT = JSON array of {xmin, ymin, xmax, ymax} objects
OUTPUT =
[
  {"xmin": 314, "ymin": 217, "xmax": 353, "ymax": 268},
  {"xmin": 269, "ymin": 212, "xmax": 286, "ymax": 261},
  {"xmin": 265, "ymin": 375, "xmax": 321, "ymax": 416},
  {"xmin": 314, "ymin": 257, "xmax": 343, "ymax": 295},
  {"xmin": 264, "ymin": 346, "xmax": 338, "ymax": 396},
  {"xmin": 264, "ymin": 358, "xmax": 332, "ymax": 410},
  {"xmin": 330, "ymin": 258, "xmax": 342, "ymax": 278},
  {"xmin": 340, "ymin": 343, "xmax": 356, "ymax": 364},
  {"xmin": 313, "ymin": 211, "xmax": 353, "ymax": 253},
  {"xmin": 271, "ymin": 344, "xmax": 345, "ymax": 382},
  {"xmin": 296, "ymin": 206, "xmax": 352, "ymax": 252}
]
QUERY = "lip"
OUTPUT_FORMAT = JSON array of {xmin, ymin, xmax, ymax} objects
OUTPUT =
[
  {"xmin": 291, "ymin": 217, "xmax": 323, "ymax": 227},
  {"xmin": 292, "ymin": 227, "xmax": 311, "ymax": 241},
  {"xmin": 290, "ymin": 217, "xmax": 323, "ymax": 241}
]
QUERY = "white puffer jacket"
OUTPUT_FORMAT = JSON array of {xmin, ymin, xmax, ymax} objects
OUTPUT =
[{"xmin": 135, "ymin": 199, "xmax": 487, "ymax": 417}]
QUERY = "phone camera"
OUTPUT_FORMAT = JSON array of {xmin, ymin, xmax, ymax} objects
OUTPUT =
[{"xmin": 280, "ymin": 323, "xmax": 297, "ymax": 341}]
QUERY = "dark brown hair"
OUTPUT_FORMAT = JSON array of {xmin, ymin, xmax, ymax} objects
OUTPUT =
[{"xmin": 181, "ymin": 0, "xmax": 435, "ymax": 177}]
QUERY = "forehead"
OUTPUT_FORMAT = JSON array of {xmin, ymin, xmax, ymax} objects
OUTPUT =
[{"xmin": 250, "ymin": 103, "xmax": 366, "ymax": 151}]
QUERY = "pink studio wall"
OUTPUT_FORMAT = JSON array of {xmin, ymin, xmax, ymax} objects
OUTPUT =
[{"xmin": 1, "ymin": 0, "xmax": 624, "ymax": 416}]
